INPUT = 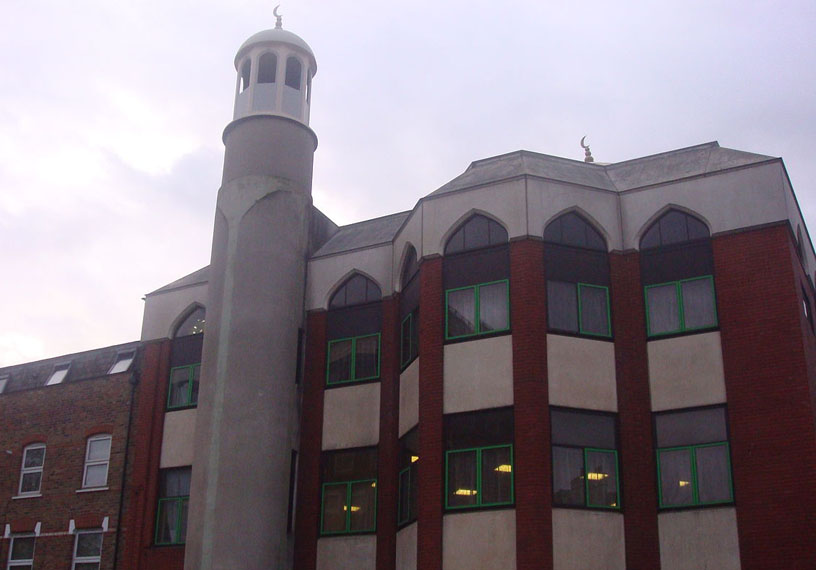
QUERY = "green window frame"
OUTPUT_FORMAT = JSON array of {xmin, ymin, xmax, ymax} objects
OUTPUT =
[
  {"xmin": 400, "ymin": 312, "xmax": 419, "ymax": 369},
  {"xmin": 552, "ymin": 446, "xmax": 620, "ymax": 509},
  {"xmin": 445, "ymin": 279, "xmax": 510, "ymax": 340},
  {"xmin": 657, "ymin": 442, "xmax": 733, "ymax": 508},
  {"xmin": 445, "ymin": 444, "xmax": 514, "ymax": 510},
  {"xmin": 397, "ymin": 466, "xmax": 412, "ymax": 526},
  {"xmin": 326, "ymin": 333, "xmax": 381, "ymax": 385},
  {"xmin": 166, "ymin": 364, "xmax": 200, "ymax": 410},
  {"xmin": 154, "ymin": 467, "xmax": 191, "ymax": 546},
  {"xmin": 155, "ymin": 497, "xmax": 189, "ymax": 545},
  {"xmin": 320, "ymin": 479, "xmax": 378, "ymax": 535},
  {"xmin": 644, "ymin": 275, "xmax": 717, "ymax": 337},
  {"xmin": 547, "ymin": 281, "xmax": 611, "ymax": 337}
]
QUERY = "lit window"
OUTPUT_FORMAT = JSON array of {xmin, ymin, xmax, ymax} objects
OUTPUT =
[
  {"xmin": 72, "ymin": 531, "xmax": 102, "ymax": 570},
  {"xmin": 19, "ymin": 444, "xmax": 45, "ymax": 495},
  {"xmin": 326, "ymin": 334, "xmax": 380, "ymax": 385},
  {"xmin": 551, "ymin": 408, "xmax": 619, "ymax": 509},
  {"xmin": 445, "ymin": 408, "xmax": 514, "ymax": 510},
  {"xmin": 83, "ymin": 435, "xmax": 111, "ymax": 488},
  {"xmin": 321, "ymin": 448, "xmax": 377, "ymax": 535},
  {"xmin": 167, "ymin": 364, "xmax": 200, "ymax": 409},
  {"xmin": 108, "ymin": 350, "xmax": 135, "ymax": 374},
  {"xmin": 7, "ymin": 535, "xmax": 35, "ymax": 569},
  {"xmin": 655, "ymin": 406, "xmax": 733, "ymax": 508},
  {"xmin": 175, "ymin": 306, "xmax": 205, "ymax": 337},
  {"xmin": 398, "ymin": 429, "xmax": 419, "ymax": 526},
  {"xmin": 155, "ymin": 467, "xmax": 191, "ymax": 545},
  {"xmin": 46, "ymin": 363, "xmax": 70, "ymax": 386},
  {"xmin": 641, "ymin": 210, "xmax": 716, "ymax": 338}
]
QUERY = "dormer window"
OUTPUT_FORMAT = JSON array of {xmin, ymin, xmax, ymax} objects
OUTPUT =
[
  {"xmin": 285, "ymin": 57, "xmax": 302, "ymax": 89},
  {"xmin": 240, "ymin": 59, "xmax": 251, "ymax": 92},
  {"xmin": 258, "ymin": 52, "xmax": 277, "ymax": 84},
  {"xmin": 108, "ymin": 350, "xmax": 136, "ymax": 374},
  {"xmin": 46, "ymin": 363, "xmax": 70, "ymax": 386}
]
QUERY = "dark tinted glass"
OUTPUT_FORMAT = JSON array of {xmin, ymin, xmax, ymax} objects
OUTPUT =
[
  {"xmin": 445, "ymin": 407, "xmax": 513, "ymax": 449},
  {"xmin": 655, "ymin": 407, "xmax": 727, "ymax": 447},
  {"xmin": 481, "ymin": 446, "xmax": 513, "ymax": 504},
  {"xmin": 547, "ymin": 281, "xmax": 578, "ymax": 332},
  {"xmin": 551, "ymin": 409, "xmax": 616, "ymax": 448},
  {"xmin": 443, "ymin": 246, "xmax": 509, "ymax": 289},
  {"xmin": 444, "ymin": 215, "xmax": 508, "ymax": 254},
  {"xmin": 544, "ymin": 212, "xmax": 606, "ymax": 251},
  {"xmin": 696, "ymin": 444, "xmax": 732, "ymax": 503},
  {"xmin": 552, "ymin": 446, "xmax": 584, "ymax": 506},
  {"xmin": 323, "ymin": 448, "xmax": 378, "ymax": 481},
  {"xmin": 659, "ymin": 449, "xmax": 693, "ymax": 506},
  {"xmin": 447, "ymin": 450, "xmax": 477, "ymax": 507},
  {"xmin": 402, "ymin": 247, "xmax": 419, "ymax": 285},
  {"xmin": 329, "ymin": 275, "xmax": 381, "ymax": 309},
  {"xmin": 640, "ymin": 210, "xmax": 710, "ymax": 249},
  {"xmin": 327, "ymin": 303, "xmax": 381, "ymax": 339},
  {"xmin": 175, "ymin": 306, "xmax": 206, "ymax": 337},
  {"xmin": 160, "ymin": 467, "xmax": 192, "ymax": 497}
]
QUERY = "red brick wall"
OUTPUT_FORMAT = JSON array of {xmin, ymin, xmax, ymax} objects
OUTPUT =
[
  {"xmin": 509, "ymin": 238, "xmax": 552, "ymax": 570},
  {"xmin": 293, "ymin": 310, "xmax": 327, "ymax": 570},
  {"xmin": 0, "ymin": 370, "xmax": 134, "ymax": 570},
  {"xmin": 609, "ymin": 251, "xmax": 661, "ymax": 569},
  {"xmin": 417, "ymin": 256, "xmax": 444, "ymax": 570},
  {"xmin": 714, "ymin": 224, "xmax": 816, "ymax": 569},
  {"xmin": 376, "ymin": 297, "xmax": 400, "ymax": 570}
]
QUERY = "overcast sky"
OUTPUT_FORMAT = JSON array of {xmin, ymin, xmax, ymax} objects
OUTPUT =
[{"xmin": 1, "ymin": 0, "xmax": 815, "ymax": 366}]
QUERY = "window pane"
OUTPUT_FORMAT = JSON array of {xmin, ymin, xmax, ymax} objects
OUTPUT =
[
  {"xmin": 647, "ymin": 284, "xmax": 680, "ymax": 335},
  {"xmin": 322, "ymin": 484, "xmax": 348, "ymax": 533},
  {"xmin": 447, "ymin": 288, "xmax": 476, "ymax": 337},
  {"xmin": 464, "ymin": 215, "xmax": 490, "ymax": 250},
  {"xmin": 157, "ymin": 500, "xmax": 179, "ymax": 543},
  {"xmin": 162, "ymin": 468, "xmax": 192, "ymax": 497},
  {"xmin": 355, "ymin": 335, "xmax": 379, "ymax": 379},
  {"xmin": 410, "ymin": 310, "xmax": 419, "ymax": 361},
  {"xmin": 20, "ymin": 472, "xmax": 41, "ymax": 493},
  {"xmin": 169, "ymin": 368, "xmax": 191, "ymax": 407},
  {"xmin": 478, "ymin": 282, "xmax": 508, "ymax": 332},
  {"xmin": 552, "ymin": 446, "xmax": 584, "ymax": 506},
  {"xmin": 84, "ymin": 464, "xmax": 108, "ymax": 487},
  {"xmin": 258, "ymin": 53, "xmax": 277, "ymax": 83},
  {"xmin": 682, "ymin": 278, "xmax": 716, "ymax": 329},
  {"xmin": 547, "ymin": 281, "xmax": 578, "ymax": 333},
  {"xmin": 659, "ymin": 449, "xmax": 694, "ymax": 506},
  {"xmin": 328, "ymin": 340, "xmax": 352, "ymax": 383},
  {"xmin": 88, "ymin": 438, "xmax": 111, "ymax": 461},
  {"xmin": 401, "ymin": 317, "xmax": 412, "ymax": 366},
  {"xmin": 179, "ymin": 498, "xmax": 189, "ymax": 542},
  {"xmin": 481, "ymin": 446, "xmax": 513, "ymax": 505},
  {"xmin": 190, "ymin": 365, "xmax": 200, "ymax": 405},
  {"xmin": 696, "ymin": 445, "xmax": 732, "ymax": 503},
  {"xmin": 585, "ymin": 450, "xmax": 618, "ymax": 507},
  {"xmin": 285, "ymin": 57, "xmax": 302, "ymax": 89},
  {"xmin": 11, "ymin": 537, "xmax": 35, "ymax": 559},
  {"xmin": 76, "ymin": 533, "xmax": 103, "ymax": 557},
  {"xmin": 660, "ymin": 210, "xmax": 689, "ymax": 245},
  {"xmin": 580, "ymin": 285, "xmax": 610, "ymax": 336},
  {"xmin": 349, "ymin": 481, "xmax": 376, "ymax": 531},
  {"xmin": 551, "ymin": 409, "xmax": 616, "ymax": 449},
  {"xmin": 447, "ymin": 450, "xmax": 478, "ymax": 507},
  {"xmin": 24, "ymin": 447, "xmax": 45, "ymax": 468},
  {"xmin": 398, "ymin": 468, "xmax": 411, "ymax": 523},
  {"xmin": 655, "ymin": 408, "xmax": 727, "ymax": 447}
]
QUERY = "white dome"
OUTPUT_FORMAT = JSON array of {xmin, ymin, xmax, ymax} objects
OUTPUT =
[{"xmin": 235, "ymin": 28, "xmax": 316, "ymax": 71}]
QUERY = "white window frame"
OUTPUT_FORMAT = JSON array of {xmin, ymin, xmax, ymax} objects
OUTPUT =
[
  {"xmin": 82, "ymin": 435, "xmax": 112, "ymax": 489},
  {"xmin": 72, "ymin": 530, "xmax": 103, "ymax": 570},
  {"xmin": 7, "ymin": 534, "xmax": 35, "ymax": 569},
  {"xmin": 46, "ymin": 362, "xmax": 70, "ymax": 386},
  {"xmin": 108, "ymin": 350, "xmax": 135, "ymax": 374},
  {"xmin": 18, "ymin": 444, "xmax": 46, "ymax": 496}
]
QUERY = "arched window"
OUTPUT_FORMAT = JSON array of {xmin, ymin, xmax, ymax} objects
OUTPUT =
[
  {"xmin": 175, "ymin": 306, "xmax": 205, "ymax": 337},
  {"xmin": 544, "ymin": 212, "xmax": 611, "ymax": 337},
  {"xmin": 327, "ymin": 275, "xmax": 382, "ymax": 385},
  {"xmin": 400, "ymin": 247, "xmax": 420, "ymax": 368},
  {"xmin": 285, "ymin": 57, "xmax": 302, "ymax": 90},
  {"xmin": 258, "ymin": 52, "xmax": 278, "ymax": 84},
  {"xmin": 640, "ymin": 209, "xmax": 717, "ymax": 336},
  {"xmin": 443, "ymin": 215, "xmax": 510, "ymax": 340},
  {"xmin": 240, "ymin": 59, "xmax": 251, "ymax": 92}
]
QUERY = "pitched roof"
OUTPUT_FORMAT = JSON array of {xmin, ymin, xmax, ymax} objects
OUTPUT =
[{"xmin": 312, "ymin": 211, "xmax": 411, "ymax": 257}]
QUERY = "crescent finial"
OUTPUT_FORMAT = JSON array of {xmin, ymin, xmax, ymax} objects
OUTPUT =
[
  {"xmin": 274, "ymin": 5, "xmax": 283, "ymax": 28},
  {"xmin": 580, "ymin": 135, "xmax": 589, "ymax": 150},
  {"xmin": 580, "ymin": 136, "xmax": 595, "ymax": 163}
]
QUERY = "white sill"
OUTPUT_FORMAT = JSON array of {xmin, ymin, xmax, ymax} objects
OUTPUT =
[
  {"xmin": 12, "ymin": 493, "xmax": 42, "ymax": 499},
  {"xmin": 76, "ymin": 486, "xmax": 109, "ymax": 494}
]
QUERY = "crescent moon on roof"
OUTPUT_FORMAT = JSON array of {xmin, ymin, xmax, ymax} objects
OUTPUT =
[
  {"xmin": 580, "ymin": 136, "xmax": 590, "ymax": 150},
  {"xmin": 274, "ymin": 5, "xmax": 281, "ymax": 17}
]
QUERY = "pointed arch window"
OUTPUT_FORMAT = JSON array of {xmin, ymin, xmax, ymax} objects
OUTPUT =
[
  {"xmin": 258, "ymin": 52, "xmax": 277, "ymax": 84},
  {"xmin": 400, "ymin": 247, "xmax": 420, "ymax": 368},
  {"xmin": 327, "ymin": 275, "xmax": 382, "ymax": 385},
  {"xmin": 640, "ymin": 209, "xmax": 717, "ymax": 337},
  {"xmin": 168, "ymin": 306, "xmax": 205, "ymax": 410},
  {"xmin": 444, "ymin": 215, "xmax": 510, "ymax": 340},
  {"xmin": 285, "ymin": 57, "xmax": 302, "ymax": 90},
  {"xmin": 544, "ymin": 212, "xmax": 611, "ymax": 338}
]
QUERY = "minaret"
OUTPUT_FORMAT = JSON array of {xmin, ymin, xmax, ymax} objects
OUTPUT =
[{"xmin": 185, "ymin": 14, "xmax": 317, "ymax": 570}]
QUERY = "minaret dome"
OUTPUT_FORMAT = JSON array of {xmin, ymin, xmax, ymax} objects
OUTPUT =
[{"xmin": 233, "ymin": 22, "xmax": 317, "ymax": 124}]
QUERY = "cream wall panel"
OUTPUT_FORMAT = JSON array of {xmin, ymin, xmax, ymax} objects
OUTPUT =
[
  {"xmin": 399, "ymin": 359, "xmax": 419, "ymax": 437},
  {"xmin": 160, "ymin": 408, "xmax": 197, "ymax": 468},
  {"xmin": 421, "ymin": 180, "xmax": 527, "ymax": 257},
  {"xmin": 658, "ymin": 507, "xmax": 741, "ymax": 570},
  {"xmin": 620, "ymin": 163, "xmax": 787, "ymax": 250},
  {"xmin": 442, "ymin": 509, "xmax": 516, "ymax": 570},
  {"xmin": 307, "ymin": 244, "xmax": 393, "ymax": 310},
  {"xmin": 443, "ymin": 336, "xmax": 513, "ymax": 414},
  {"xmin": 396, "ymin": 522, "xmax": 417, "ymax": 570},
  {"xmin": 547, "ymin": 335, "xmax": 617, "ymax": 412},
  {"xmin": 141, "ymin": 282, "xmax": 208, "ymax": 340},
  {"xmin": 526, "ymin": 179, "xmax": 622, "ymax": 250},
  {"xmin": 322, "ymin": 383, "xmax": 381, "ymax": 450},
  {"xmin": 648, "ymin": 332, "xmax": 726, "ymax": 411},
  {"xmin": 552, "ymin": 510, "xmax": 625, "ymax": 570},
  {"xmin": 316, "ymin": 535, "xmax": 376, "ymax": 570}
]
